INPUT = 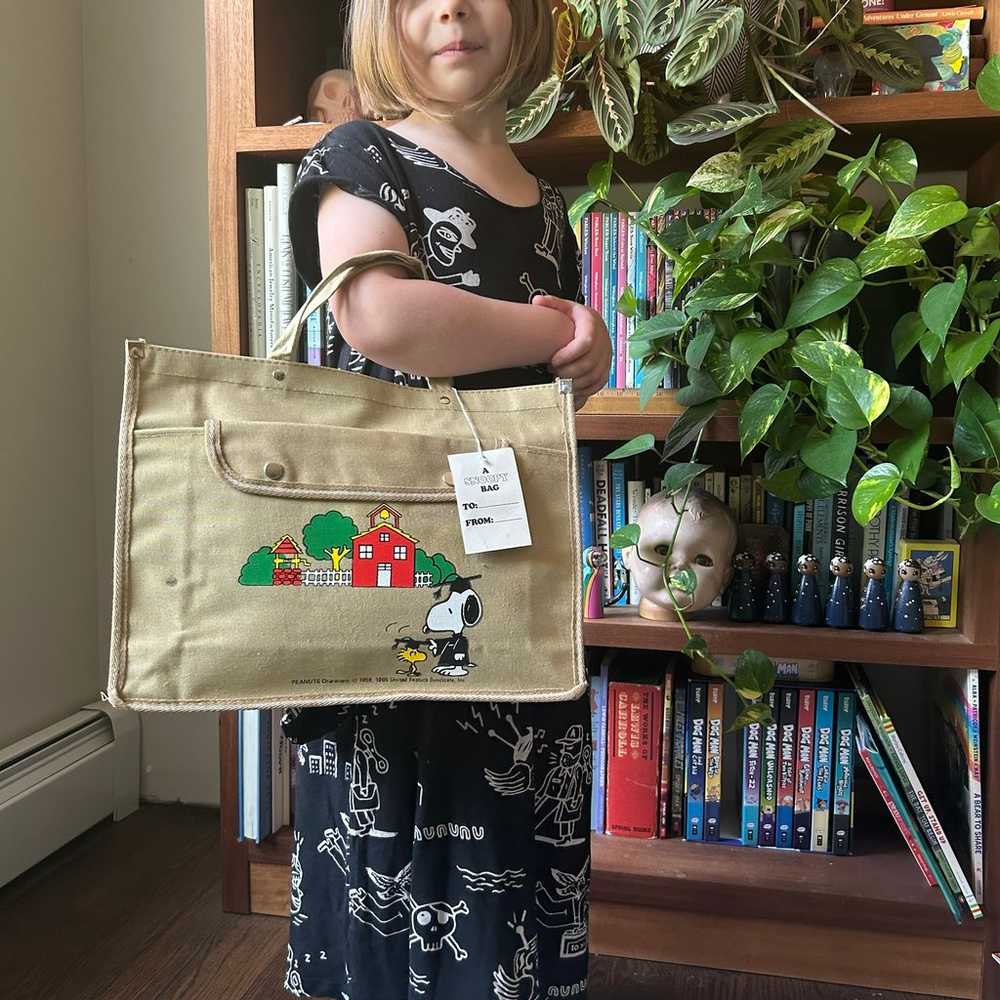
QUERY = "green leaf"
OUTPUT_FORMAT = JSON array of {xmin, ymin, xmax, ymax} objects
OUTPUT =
[
  {"xmin": 639, "ymin": 356, "xmax": 671, "ymax": 408},
  {"xmin": 640, "ymin": 172, "xmax": 695, "ymax": 220},
  {"xmin": 688, "ymin": 151, "xmax": 746, "ymax": 193},
  {"xmin": 975, "ymin": 54, "xmax": 1000, "ymax": 110},
  {"xmin": 662, "ymin": 399, "xmax": 720, "ymax": 457},
  {"xmin": 605, "ymin": 433, "xmax": 656, "ymax": 460},
  {"xmin": 638, "ymin": 0, "xmax": 685, "ymax": 49},
  {"xmin": 600, "ymin": 0, "xmax": 643, "ymax": 65},
  {"xmin": 740, "ymin": 119, "xmax": 836, "ymax": 191},
  {"xmin": 750, "ymin": 202, "xmax": 812, "ymax": 257},
  {"xmin": 667, "ymin": 102, "xmax": 776, "ymax": 146},
  {"xmin": 730, "ymin": 327, "xmax": 788, "ymax": 385},
  {"xmin": 975, "ymin": 489, "xmax": 1000, "ymax": 523},
  {"xmin": 740, "ymin": 383, "xmax": 789, "ymax": 460},
  {"xmin": 609, "ymin": 522, "xmax": 642, "ymax": 548},
  {"xmin": 873, "ymin": 138, "xmax": 918, "ymax": 185},
  {"xmin": 663, "ymin": 462, "xmax": 712, "ymax": 494},
  {"xmin": 919, "ymin": 264, "xmax": 968, "ymax": 345},
  {"xmin": 587, "ymin": 157, "xmax": 613, "ymax": 200},
  {"xmin": 836, "ymin": 136, "xmax": 881, "ymax": 193},
  {"xmin": 857, "ymin": 235, "xmax": 923, "ymax": 277},
  {"xmin": 785, "ymin": 258, "xmax": 863, "ymax": 329},
  {"xmin": 800, "ymin": 425, "xmax": 857, "ymax": 486},
  {"xmin": 834, "ymin": 204, "xmax": 872, "ymax": 239},
  {"xmin": 762, "ymin": 464, "xmax": 808, "ymax": 502},
  {"xmin": 734, "ymin": 650, "xmax": 777, "ymax": 701},
  {"xmin": 682, "ymin": 634, "xmax": 710, "ymax": 660},
  {"xmin": 852, "ymin": 463, "xmax": 902, "ymax": 526},
  {"xmin": 886, "ymin": 384, "xmax": 932, "ymax": 430},
  {"xmin": 954, "ymin": 380, "xmax": 1000, "ymax": 465},
  {"xmin": 969, "ymin": 277, "xmax": 1000, "ymax": 316},
  {"xmin": 617, "ymin": 284, "xmax": 638, "ymax": 318},
  {"xmin": 676, "ymin": 367, "xmax": 724, "ymax": 405},
  {"xmin": 845, "ymin": 27, "xmax": 924, "ymax": 92},
  {"xmin": 685, "ymin": 266, "xmax": 761, "ymax": 315},
  {"xmin": 887, "ymin": 424, "xmax": 929, "ymax": 485},
  {"xmin": 664, "ymin": 2, "xmax": 744, "ymax": 88},
  {"xmin": 825, "ymin": 367, "xmax": 891, "ymax": 428},
  {"xmin": 669, "ymin": 567, "xmax": 698, "ymax": 595},
  {"xmin": 588, "ymin": 46, "xmax": 634, "ymax": 151},
  {"xmin": 568, "ymin": 189, "xmax": 599, "ymax": 228},
  {"xmin": 729, "ymin": 703, "xmax": 774, "ymax": 732},
  {"xmin": 887, "ymin": 185, "xmax": 968, "ymax": 241},
  {"xmin": 791, "ymin": 341, "xmax": 862, "ymax": 384},
  {"xmin": 891, "ymin": 311, "xmax": 927, "ymax": 366},
  {"xmin": 948, "ymin": 447, "xmax": 961, "ymax": 490},
  {"xmin": 633, "ymin": 308, "xmax": 687, "ymax": 340},
  {"xmin": 956, "ymin": 215, "xmax": 1000, "ymax": 260},
  {"xmin": 685, "ymin": 324, "xmax": 716, "ymax": 371},
  {"xmin": 945, "ymin": 319, "xmax": 1000, "ymax": 389},
  {"xmin": 672, "ymin": 242, "xmax": 713, "ymax": 302},
  {"xmin": 505, "ymin": 74, "xmax": 563, "ymax": 142}
]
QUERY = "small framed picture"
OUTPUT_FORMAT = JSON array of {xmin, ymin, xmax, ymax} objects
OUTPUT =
[{"xmin": 898, "ymin": 539, "xmax": 960, "ymax": 628}]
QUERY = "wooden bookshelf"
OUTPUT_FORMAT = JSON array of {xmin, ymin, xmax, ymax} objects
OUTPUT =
[{"xmin": 206, "ymin": 1, "xmax": 1000, "ymax": 996}]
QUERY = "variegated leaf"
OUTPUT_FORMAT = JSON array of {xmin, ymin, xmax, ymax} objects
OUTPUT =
[
  {"xmin": 601, "ymin": 0, "xmax": 644, "ymax": 66},
  {"xmin": 845, "ymin": 27, "xmax": 924, "ymax": 90},
  {"xmin": 664, "ymin": 2, "xmax": 745, "ymax": 88},
  {"xmin": 810, "ymin": 0, "xmax": 863, "ymax": 42},
  {"xmin": 552, "ymin": 3, "xmax": 579, "ymax": 78},
  {"xmin": 638, "ymin": 0, "xmax": 684, "ymax": 52},
  {"xmin": 667, "ymin": 100, "xmax": 776, "ymax": 145},
  {"xmin": 571, "ymin": 0, "xmax": 599, "ymax": 37},
  {"xmin": 588, "ymin": 45, "xmax": 635, "ymax": 150},
  {"xmin": 752, "ymin": 0, "xmax": 801, "ymax": 58},
  {"xmin": 505, "ymin": 74, "xmax": 562, "ymax": 143},
  {"xmin": 739, "ymin": 118, "xmax": 836, "ymax": 189},
  {"xmin": 626, "ymin": 90, "xmax": 672, "ymax": 165}
]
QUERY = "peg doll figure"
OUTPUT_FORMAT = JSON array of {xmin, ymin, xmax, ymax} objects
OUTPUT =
[
  {"xmin": 825, "ymin": 555, "xmax": 856, "ymax": 629},
  {"xmin": 791, "ymin": 553, "xmax": 823, "ymax": 626},
  {"xmin": 893, "ymin": 558, "xmax": 925, "ymax": 633},
  {"xmin": 762, "ymin": 551, "xmax": 790, "ymax": 624},
  {"xmin": 582, "ymin": 545, "xmax": 606, "ymax": 620},
  {"xmin": 859, "ymin": 557, "xmax": 890, "ymax": 631},
  {"xmin": 728, "ymin": 551, "xmax": 758, "ymax": 622}
]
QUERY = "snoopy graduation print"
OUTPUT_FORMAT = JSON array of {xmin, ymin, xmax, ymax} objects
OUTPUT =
[{"xmin": 104, "ymin": 249, "xmax": 587, "ymax": 711}]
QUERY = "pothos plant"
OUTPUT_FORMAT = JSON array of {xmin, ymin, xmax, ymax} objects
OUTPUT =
[
  {"xmin": 504, "ymin": 0, "xmax": 927, "ymax": 158},
  {"xmin": 574, "ymin": 119, "xmax": 1000, "ymax": 729}
]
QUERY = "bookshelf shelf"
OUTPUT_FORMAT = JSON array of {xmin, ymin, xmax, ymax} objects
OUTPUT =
[
  {"xmin": 583, "ymin": 606, "xmax": 999, "ymax": 669},
  {"xmin": 207, "ymin": 1, "xmax": 1000, "ymax": 995}
]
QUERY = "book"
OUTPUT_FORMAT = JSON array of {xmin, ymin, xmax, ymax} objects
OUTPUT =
[
  {"xmin": 812, "ymin": 498, "xmax": 834, "ymax": 604},
  {"xmin": 609, "ymin": 461, "xmax": 629, "ymax": 607},
  {"xmin": 685, "ymin": 680, "xmax": 708, "ymax": 841},
  {"xmin": 872, "ymin": 19, "xmax": 972, "ymax": 94},
  {"xmin": 705, "ymin": 681, "xmax": 725, "ymax": 842},
  {"xmin": 814, "ymin": 5, "xmax": 982, "ymax": 26},
  {"xmin": 793, "ymin": 690, "xmax": 816, "ymax": 851},
  {"xmin": 245, "ymin": 188, "xmax": 265, "ymax": 359},
  {"xmin": 848, "ymin": 663, "xmax": 981, "ymax": 917},
  {"xmin": 776, "ymin": 689, "xmax": 798, "ymax": 849},
  {"xmin": 832, "ymin": 692, "xmax": 857, "ymax": 856},
  {"xmin": 578, "ymin": 446, "xmax": 595, "ymax": 553},
  {"xmin": 669, "ymin": 684, "xmax": 688, "ymax": 837},
  {"xmin": 592, "ymin": 459, "xmax": 611, "ymax": 604},
  {"xmin": 590, "ymin": 651, "xmax": 612, "ymax": 834},
  {"xmin": 742, "ymin": 718, "xmax": 763, "ymax": 846},
  {"xmin": 759, "ymin": 689, "xmax": 780, "ymax": 847},
  {"xmin": 607, "ymin": 679, "xmax": 663, "ymax": 837},
  {"xmin": 811, "ymin": 690, "xmax": 836, "ymax": 853},
  {"xmin": 657, "ymin": 662, "xmax": 677, "ymax": 838},
  {"xmin": 627, "ymin": 478, "xmax": 645, "ymax": 605}
]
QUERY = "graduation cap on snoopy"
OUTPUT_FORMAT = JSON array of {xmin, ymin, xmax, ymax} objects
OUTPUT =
[{"xmin": 432, "ymin": 572, "xmax": 482, "ymax": 601}]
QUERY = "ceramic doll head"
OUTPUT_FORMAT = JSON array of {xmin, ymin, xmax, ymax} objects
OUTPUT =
[
  {"xmin": 898, "ymin": 557, "xmax": 923, "ymax": 582},
  {"xmin": 797, "ymin": 553, "xmax": 819, "ymax": 575},
  {"xmin": 766, "ymin": 551, "xmax": 787, "ymax": 573},
  {"xmin": 622, "ymin": 485, "xmax": 739, "ymax": 617},
  {"xmin": 863, "ymin": 556, "xmax": 886, "ymax": 581},
  {"xmin": 830, "ymin": 555, "xmax": 853, "ymax": 578}
]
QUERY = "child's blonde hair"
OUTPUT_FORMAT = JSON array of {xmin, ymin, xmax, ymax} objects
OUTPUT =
[{"xmin": 345, "ymin": 0, "xmax": 554, "ymax": 122}]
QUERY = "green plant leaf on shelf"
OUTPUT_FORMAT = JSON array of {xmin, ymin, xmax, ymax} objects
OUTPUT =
[
  {"xmin": 505, "ymin": 74, "xmax": 562, "ymax": 142},
  {"xmin": 588, "ymin": 156, "xmax": 614, "ymax": 200},
  {"xmin": 588, "ymin": 45, "xmax": 635, "ymax": 151},
  {"xmin": 891, "ymin": 311, "xmax": 928, "ymax": 366},
  {"xmin": 945, "ymin": 320, "xmax": 1000, "ymax": 390},
  {"xmin": 852, "ymin": 462, "xmax": 902, "ymax": 526},
  {"xmin": 689, "ymin": 151, "xmax": 746, "ymax": 193},
  {"xmin": 601, "ymin": 0, "xmax": 644, "ymax": 67},
  {"xmin": 685, "ymin": 266, "xmax": 762, "ymax": 315},
  {"xmin": 610, "ymin": 522, "xmax": 642, "ymax": 548},
  {"xmin": 618, "ymin": 284, "xmax": 638, "ymax": 318},
  {"xmin": 919, "ymin": 264, "xmax": 968, "ymax": 345},
  {"xmin": 734, "ymin": 649, "xmax": 777, "ymax": 701},
  {"xmin": 683, "ymin": 633, "xmax": 710, "ymax": 661},
  {"xmin": 887, "ymin": 424, "xmax": 929, "ymax": 485},
  {"xmin": 886, "ymin": 384, "xmax": 932, "ymax": 430},
  {"xmin": 740, "ymin": 383, "xmax": 789, "ymax": 460},
  {"xmin": 730, "ymin": 327, "xmax": 788, "ymax": 385},
  {"xmin": 639, "ymin": 356, "xmax": 673, "ymax": 408},
  {"xmin": 785, "ymin": 258, "xmax": 863, "ymax": 329},
  {"xmin": 857, "ymin": 235, "xmax": 923, "ymax": 277},
  {"xmin": 872, "ymin": 138, "xmax": 918, "ymax": 185},
  {"xmin": 605, "ymin": 433, "xmax": 657, "ymax": 461},
  {"xmin": 811, "ymin": 0, "xmax": 864, "ymax": 42},
  {"xmin": 571, "ymin": 0, "xmax": 599, "ymax": 37},
  {"xmin": 638, "ymin": 0, "xmax": 685, "ymax": 51},
  {"xmin": 956, "ymin": 214, "xmax": 1000, "ymax": 260},
  {"xmin": 953, "ymin": 380, "xmax": 1000, "ymax": 465},
  {"xmin": 639, "ymin": 172, "xmax": 695, "ymax": 221},
  {"xmin": 667, "ymin": 101, "xmax": 776, "ymax": 147},
  {"xmin": 750, "ymin": 201, "xmax": 812, "ymax": 256},
  {"xmin": 740, "ymin": 118, "xmax": 836, "ymax": 191},
  {"xmin": 663, "ymin": 399, "xmax": 721, "ymax": 457},
  {"xmin": 825, "ymin": 367, "xmax": 891, "ymax": 429},
  {"xmin": 887, "ymin": 185, "xmax": 968, "ymax": 241},
  {"xmin": 844, "ymin": 27, "xmax": 924, "ymax": 92},
  {"xmin": 669, "ymin": 567, "xmax": 698, "ymax": 594},
  {"xmin": 975, "ymin": 54, "xmax": 1000, "ymax": 110},
  {"xmin": 836, "ymin": 136, "xmax": 880, "ymax": 194},
  {"xmin": 800, "ymin": 425, "xmax": 857, "ymax": 486},
  {"xmin": 729, "ymin": 702, "xmax": 774, "ymax": 732},
  {"xmin": 974, "ymin": 483, "xmax": 1000, "ymax": 524},
  {"xmin": 791, "ymin": 341, "xmax": 861, "ymax": 384},
  {"xmin": 664, "ymin": 1, "xmax": 744, "ymax": 88},
  {"xmin": 663, "ymin": 461, "xmax": 712, "ymax": 494},
  {"xmin": 568, "ymin": 190, "xmax": 600, "ymax": 228}
]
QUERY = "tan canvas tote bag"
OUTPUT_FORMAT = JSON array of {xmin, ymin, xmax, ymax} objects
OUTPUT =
[{"xmin": 103, "ymin": 249, "xmax": 587, "ymax": 711}]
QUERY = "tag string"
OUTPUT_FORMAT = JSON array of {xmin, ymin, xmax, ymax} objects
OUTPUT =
[{"xmin": 450, "ymin": 385, "xmax": 485, "ymax": 461}]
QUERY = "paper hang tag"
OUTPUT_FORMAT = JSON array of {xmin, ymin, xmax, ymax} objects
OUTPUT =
[{"xmin": 447, "ymin": 447, "xmax": 532, "ymax": 555}]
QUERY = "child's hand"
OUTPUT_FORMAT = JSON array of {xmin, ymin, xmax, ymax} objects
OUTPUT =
[{"xmin": 530, "ymin": 294, "xmax": 611, "ymax": 409}]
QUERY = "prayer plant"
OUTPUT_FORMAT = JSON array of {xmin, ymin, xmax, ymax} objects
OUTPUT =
[{"xmin": 575, "ymin": 123, "xmax": 1000, "ymax": 727}]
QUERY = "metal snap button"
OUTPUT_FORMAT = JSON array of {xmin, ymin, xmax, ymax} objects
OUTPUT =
[
  {"xmin": 273, "ymin": 369, "xmax": 286, "ymax": 381},
  {"xmin": 439, "ymin": 395, "xmax": 451, "ymax": 405},
  {"xmin": 442, "ymin": 470, "xmax": 453, "ymax": 486},
  {"xmin": 264, "ymin": 462, "xmax": 285, "ymax": 480}
]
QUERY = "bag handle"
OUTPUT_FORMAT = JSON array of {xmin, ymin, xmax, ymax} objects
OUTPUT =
[{"xmin": 268, "ymin": 249, "xmax": 452, "ymax": 395}]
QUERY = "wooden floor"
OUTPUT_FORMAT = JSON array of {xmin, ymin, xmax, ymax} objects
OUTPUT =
[{"xmin": 0, "ymin": 803, "xmax": 948, "ymax": 1000}]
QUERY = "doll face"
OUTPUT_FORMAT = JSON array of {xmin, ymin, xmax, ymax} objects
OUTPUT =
[
  {"xmin": 622, "ymin": 495, "xmax": 737, "ymax": 614},
  {"xmin": 830, "ymin": 556, "xmax": 852, "ymax": 578},
  {"xmin": 863, "ymin": 557, "xmax": 886, "ymax": 580},
  {"xmin": 797, "ymin": 554, "xmax": 818, "ymax": 575},
  {"xmin": 766, "ymin": 552, "xmax": 787, "ymax": 573},
  {"xmin": 898, "ymin": 558, "xmax": 922, "ymax": 582}
]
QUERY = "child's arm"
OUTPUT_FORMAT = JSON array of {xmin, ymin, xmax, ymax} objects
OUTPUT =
[{"xmin": 318, "ymin": 183, "xmax": 575, "ymax": 377}]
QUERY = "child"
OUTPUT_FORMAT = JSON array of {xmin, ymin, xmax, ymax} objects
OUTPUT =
[{"xmin": 280, "ymin": 2, "xmax": 610, "ymax": 998}]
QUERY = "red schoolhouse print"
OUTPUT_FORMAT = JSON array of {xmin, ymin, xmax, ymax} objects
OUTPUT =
[{"xmin": 351, "ymin": 504, "xmax": 418, "ymax": 588}]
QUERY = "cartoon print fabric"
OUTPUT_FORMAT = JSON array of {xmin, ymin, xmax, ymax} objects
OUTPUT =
[{"xmin": 282, "ymin": 120, "xmax": 591, "ymax": 999}]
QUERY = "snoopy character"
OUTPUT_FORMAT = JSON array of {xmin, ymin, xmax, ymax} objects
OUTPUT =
[{"xmin": 422, "ymin": 574, "xmax": 483, "ymax": 677}]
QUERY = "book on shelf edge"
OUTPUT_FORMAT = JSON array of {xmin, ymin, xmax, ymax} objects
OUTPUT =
[
  {"xmin": 607, "ymin": 679, "xmax": 663, "ymax": 837},
  {"xmin": 704, "ymin": 681, "xmax": 725, "ymax": 842},
  {"xmin": 811, "ymin": 690, "xmax": 836, "ymax": 853},
  {"xmin": 792, "ymin": 690, "xmax": 816, "ymax": 851},
  {"xmin": 685, "ymin": 680, "xmax": 708, "ymax": 841},
  {"xmin": 759, "ymin": 689, "xmax": 780, "ymax": 848},
  {"xmin": 776, "ymin": 689, "xmax": 798, "ymax": 849},
  {"xmin": 832, "ymin": 691, "xmax": 856, "ymax": 856}
]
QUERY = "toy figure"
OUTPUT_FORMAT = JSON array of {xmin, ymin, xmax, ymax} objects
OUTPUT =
[
  {"xmin": 825, "ymin": 555, "xmax": 856, "ymax": 629},
  {"xmin": 893, "ymin": 558, "xmax": 925, "ymax": 633},
  {"xmin": 582, "ymin": 546, "xmax": 606, "ymax": 620},
  {"xmin": 791, "ymin": 553, "xmax": 822, "ymax": 626},
  {"xmin": 762, "ymin": 551, "xmax": 789, "ymax": 624},
  {"xmin": 859, "ymin": 557, "xmax": 890, "ymax": 631},
  {"xmin": 728, "ymin": 551, "xmax": 758, "ymax": 622},
  {"xmin": 621, "ymin": 486, "xmax": 739, "ymax": 620}
]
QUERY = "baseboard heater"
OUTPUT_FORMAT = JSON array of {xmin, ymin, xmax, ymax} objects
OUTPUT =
[{"xmin": 0, "ymin": 701, "xmax": 139, "ymax": 888}]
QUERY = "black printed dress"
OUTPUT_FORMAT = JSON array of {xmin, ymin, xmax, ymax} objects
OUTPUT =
[{"xmin": 279, "ymin": 118, "xmax": 592, "ymax": 1000}]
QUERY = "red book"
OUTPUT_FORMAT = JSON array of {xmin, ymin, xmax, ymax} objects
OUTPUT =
[
  {"xmin": 607, "ymin": 681, "xmax": 663, "ymax": 837},
  {"xmin": 793, "ymin": 689, "xmax": 816, "ymax": 850}
]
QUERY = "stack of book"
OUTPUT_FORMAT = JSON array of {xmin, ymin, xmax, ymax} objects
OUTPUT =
[{"xmin": 590, "ymin": 651, "xmax": 984, "ymax": 924}]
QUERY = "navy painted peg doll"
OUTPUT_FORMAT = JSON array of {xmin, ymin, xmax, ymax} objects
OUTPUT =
[
  {"xmin": 893, "ymin": 558, "xmax": 925, "ymax": 633},
  {"xmin": 825, "ymin": 555, "xmax": 856, "ymax": 628},
  {"xmin": 728, "ymin": 550, "xmax": 758, "ymax": 622},
  {"xmin": 791, "ymin": 553, "xmax": 823, "ymax": 626},
  {"xmin": 859, "ymin": 556, "xmax": 890, "ymax": 631},
  {"xmin": 762, "ymin": 551, "xmax": 789, "ymax": 623}
]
